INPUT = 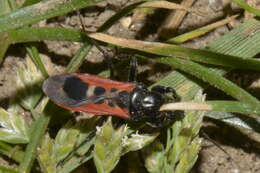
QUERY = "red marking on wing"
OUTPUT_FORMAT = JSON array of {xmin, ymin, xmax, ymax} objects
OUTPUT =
[
  {"xmin": 60, "ymin": 103, "xmax": 130, "ymax": 119},
  {"xmin": 73, "ymin": 73, "xmax": 136, "ymax": 92}
]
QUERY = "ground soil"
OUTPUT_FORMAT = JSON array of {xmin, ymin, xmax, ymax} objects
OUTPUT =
[{"xmin": 1, "ymin": 0, "xmax": 260, "ymax": 173}]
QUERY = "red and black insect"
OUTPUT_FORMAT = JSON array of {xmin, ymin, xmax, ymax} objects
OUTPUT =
[{"xmin": 42, "ymin": 69, "xmax": 180, "ymax": 127}]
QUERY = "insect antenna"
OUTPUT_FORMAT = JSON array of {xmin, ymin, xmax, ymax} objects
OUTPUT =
[
  {"xmin": 77, "ymin": 11, "xmax": 115, "ymax": 79},
  {"xmin": 200, "ymin": 131, "xmax": 240, "ymax": 170}
]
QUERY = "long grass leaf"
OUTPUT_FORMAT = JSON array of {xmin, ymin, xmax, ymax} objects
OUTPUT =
[
  {"xmin": 0, "ymin": 0, "xmax": 104, "ymax": 33},
  {"xmin": 88, "ymin": 32, "xmax": 260, "ymax": 71}
]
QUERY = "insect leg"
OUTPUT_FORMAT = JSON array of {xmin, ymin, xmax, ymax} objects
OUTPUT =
[{"xmin": 128, "ymin": 56, "xmax": 138, "ymax": 82}]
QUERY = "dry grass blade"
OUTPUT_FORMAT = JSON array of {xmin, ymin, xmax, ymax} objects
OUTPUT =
[
  {"xmin": 160, "ymin": 102, "xmax": 212, "ymax": 111},
  {"xmin": 158, "ymin": 0, "xmax": 196, "ymax": 39},
  {"xmin": 168, "ymin": 15, "xmax": 239, "ymax": 44},
  {"xmin": 138, "ymin": 1, "xmax": 205, "ymax": 16}
]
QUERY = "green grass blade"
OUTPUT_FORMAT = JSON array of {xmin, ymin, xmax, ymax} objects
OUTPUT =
[
  {"xmin": 0, "ymin": 0, "xmax": 12, "ymax": 15},
  {"xmin": 157, "ymin": 57, "xmax": 259, "ymax": 104},
  {"xmin": 0, "ymin": 0, "xmax": 13, "ymax": 62},
  {"xmin": 232, "ymin": 0, "xmax": 260, "ymax": 16},
  {"xmin": 8, "ymin": 27, "xmax": 83, "ymax": 43},
  {"xmin": 22, "ymin": 0, "xmax": 41, "ymax": 7},
  {"xmin": 0, "ymin": 141, "xmax": 24, "ymax": 163},
  {"xmin": 209, "ymin": 19, "xmax": 260, "ymax": 57},
  {"xmin": 206, "ymin": 101, "xmax": 260, "ymax": 114},
  {"xmin": 58, "ymin": 154, "xmax": 93, "ymax": 173},
  {"xmin": 26, "ymin": 45, "xmax": 49, "ymax": 78},
  {"xmin": 0, "ymin": 0, "xmax": 104, "ymax": 33},
  {"xmin": 206, "ymin": 111, "xmax": 260, "ymax": 133},
  {"xmin": 0, "ymin": 166, "xmax": 19, "ymax": 173},
  {"xmin": 0, "ymin": 33, "xmax": 11, "ymax": 63},
  {"xmin": 18, "ymin": 101, "xmax": 53, "ymax": 173},
  {"xmin": 65, "ymin": 42, "xmax": 91, "ymax": 73},
  {"xmin": 8, "ymin": 26, "xmax": 260, "ymax": 72}
]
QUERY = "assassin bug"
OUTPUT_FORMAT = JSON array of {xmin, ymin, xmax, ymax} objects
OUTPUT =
[
  {"xmin": 42, "ymin": 11, "xmax": 181, "ymax": 127},
  {"xmin": 42, "ymin": 58, "xmax": 181, "ymax": 127}
]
